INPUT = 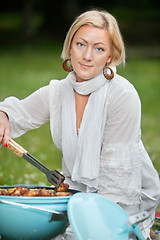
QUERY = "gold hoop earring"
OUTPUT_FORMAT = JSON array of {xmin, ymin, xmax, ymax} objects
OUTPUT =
[
  {"xmin": 63, "ymin": 59, "xmax": 73, "ymax": 72},
  {"xmin": 103, "ymin": 66, "xmax": 114, "ymax": 80}
]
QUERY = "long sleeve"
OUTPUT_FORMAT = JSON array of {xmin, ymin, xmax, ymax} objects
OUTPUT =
[
  {"xmin": 0, "ymin": 85, "xmax": 50, "ymax": 138},
  {"xmin": 104, "ymin": 84, "xmax": 141, "ymax": 145},
  {"xmin": 98, "ymin": 74, "xmax": 142, "ymax": 204}
]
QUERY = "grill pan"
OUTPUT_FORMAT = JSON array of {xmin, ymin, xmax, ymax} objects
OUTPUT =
[{"xmin": 0, "ymin": 185, "xmax": 78, "ymax": 240}]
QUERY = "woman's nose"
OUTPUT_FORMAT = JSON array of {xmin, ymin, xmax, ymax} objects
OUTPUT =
[{"xmin": 83, "ymin": 47, "xmax": 93, "ymax": 61}]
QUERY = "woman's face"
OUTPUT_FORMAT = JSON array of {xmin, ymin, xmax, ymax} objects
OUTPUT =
[{"xmin": 70, "ymin": 25, "xmax": 112, "ymax": 82}]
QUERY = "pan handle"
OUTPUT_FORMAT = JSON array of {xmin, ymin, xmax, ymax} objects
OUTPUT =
[{"xmin": 0, "ymin": 199, "xmax": 68, "ymax": 221}]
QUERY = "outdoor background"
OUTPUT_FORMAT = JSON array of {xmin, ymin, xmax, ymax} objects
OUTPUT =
[{"xmin": 0, "ymin": 0, "xmax": 160, "ymax": 187}]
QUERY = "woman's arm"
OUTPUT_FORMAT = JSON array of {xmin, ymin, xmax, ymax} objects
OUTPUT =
[
  {"xmin": 0, "ymin": 85, "xmax": 50, "ymax": 143},
  {"xmin": 105, "ymin": 88, "xmax": 141, "ymax": 145},
  {"xmin": 99, "ymin": 79, "xmax": 142, "ymax": 204},
  {"xmin": 0, "ymin": 111, "xmax": 11, "ymax": 145}
]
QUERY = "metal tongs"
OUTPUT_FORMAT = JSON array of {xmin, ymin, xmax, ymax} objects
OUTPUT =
[{"xmin": 6, "ymin": 139, "xmax": 65, "ymax": 189}]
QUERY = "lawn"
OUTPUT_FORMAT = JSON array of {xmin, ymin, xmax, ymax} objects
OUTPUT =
[{"xmin": 0, "ymin": 43, "xmax": 160, "ymax": 186}]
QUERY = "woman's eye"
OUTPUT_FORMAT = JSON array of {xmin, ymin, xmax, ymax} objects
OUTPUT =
[
  {"xmin": 96, "ymin": 47, "xmax": 104, "ymax": 52},
  {"xmin": 77, "ymin": 42, "xmax": 84, "ymax": 47}
]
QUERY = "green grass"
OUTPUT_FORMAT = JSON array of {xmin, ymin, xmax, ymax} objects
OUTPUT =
[{"xmin": 0, "ymin": 44, "xmax": 160, "ymax": 187}]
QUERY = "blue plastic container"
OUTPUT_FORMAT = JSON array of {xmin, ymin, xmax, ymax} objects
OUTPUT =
[{"xmin": 67, "ymin": 193, "xmax": 146, "ymax": 240}]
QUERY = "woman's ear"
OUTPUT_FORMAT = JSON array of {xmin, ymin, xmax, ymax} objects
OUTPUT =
[{"xmin": 107, "ymin": 55, "xmax": 112, "ymax": 65}]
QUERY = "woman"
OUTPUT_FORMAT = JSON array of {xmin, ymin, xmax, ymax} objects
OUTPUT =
[{"xmin": 0, "ymin": 9, "xmax": 160, "ymax": 239}]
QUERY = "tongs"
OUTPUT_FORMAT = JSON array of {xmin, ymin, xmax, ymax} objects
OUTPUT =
[{"xmin": 6, "ymin": 139, "xmax": 65, "ymax": 189}]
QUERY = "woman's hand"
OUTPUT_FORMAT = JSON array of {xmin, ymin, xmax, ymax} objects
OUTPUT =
[{"xmin": 0, "ymin": 111, "xmax": 11, "ymax": 146}]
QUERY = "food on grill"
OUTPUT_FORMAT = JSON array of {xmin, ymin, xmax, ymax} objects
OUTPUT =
[
  {"xmin": 0, "ymin": 183, "xmax": 71, "ymax": 197},
  {"xmin": 56, "ymin": 182, "xmax": 70, "ymax": 192}
]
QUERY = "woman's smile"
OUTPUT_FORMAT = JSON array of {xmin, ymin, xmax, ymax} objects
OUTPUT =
[{"xmin": 80, "ymin": 63, "xmax": 93, "ymax": 69}]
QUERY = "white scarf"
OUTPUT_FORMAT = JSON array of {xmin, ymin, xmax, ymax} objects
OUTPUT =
[{"xmin": 61, "ymin": 70, "xmax": 114, "ymax": 192}]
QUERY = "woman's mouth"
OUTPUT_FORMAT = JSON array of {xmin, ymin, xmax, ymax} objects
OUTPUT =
[{"xmin": 80, "ymin": 63, "xmax": 92, "ymax": 69}]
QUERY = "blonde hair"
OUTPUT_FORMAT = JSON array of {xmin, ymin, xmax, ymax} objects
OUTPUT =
[{"xmin": 61, "ymin": 9, "xmax": 125, "ymax": 66}]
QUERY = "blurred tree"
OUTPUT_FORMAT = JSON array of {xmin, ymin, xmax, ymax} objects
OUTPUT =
[
  {"xmin": 40, "ymin": 0, "xmax": 115, "ymax": 39},
  {"xmin": 22, "ymin": 0, "xmax": 34, "ymax": 40},
  {"xmin": 0, "ymin": 0, "xmax": 159, "ymax": 45},
  {"xmin": 40, "ymin": 0, "xmax": 73, "ymax": 39}
]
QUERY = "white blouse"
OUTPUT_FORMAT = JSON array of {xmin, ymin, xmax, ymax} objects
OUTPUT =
[{"xmin": 0, "ymin": 72, "xmax": 160, "ymax": 238}]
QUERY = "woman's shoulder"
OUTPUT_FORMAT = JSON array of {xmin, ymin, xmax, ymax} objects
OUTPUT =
[
  {"xmin": 47, "ymin": 77, "xmax": 66, "ymax": 95},
  {"xmin": 107, "ymin": 73, "xmax": 140, "ymax": 104},
  {"xmin": 37, "ymin": 77, "xmax": 66, "ymax": 104},
  {"xmin": 108, "ymin": 73, "xmax": 140, "ymax": 101},
  {"xmin": 112, "ymin": 73, "xmax": 137, "ymax": 93},
  {"xmin": 49, "ymin": 77, "xmax": 66, "ymax": 88}
]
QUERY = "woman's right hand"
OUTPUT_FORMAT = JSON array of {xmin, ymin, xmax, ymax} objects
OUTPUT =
[{"xmin": 0, "ymin": 111, "xmax": 11, "ymax": 146}]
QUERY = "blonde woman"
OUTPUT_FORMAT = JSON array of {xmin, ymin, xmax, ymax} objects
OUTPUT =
[{"xmin": 0, "ymin": 10, "xmax": 159, "ymax": 239}]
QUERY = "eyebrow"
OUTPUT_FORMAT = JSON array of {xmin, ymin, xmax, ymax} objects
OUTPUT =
[{"xmin": 77, "ymin": 38, "xmax": 106, "ymax": 46}]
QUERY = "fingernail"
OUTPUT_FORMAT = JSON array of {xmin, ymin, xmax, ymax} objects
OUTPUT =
[{"xmin": 4, "ymin": 143, "xmax": 8, "ymax": 147}]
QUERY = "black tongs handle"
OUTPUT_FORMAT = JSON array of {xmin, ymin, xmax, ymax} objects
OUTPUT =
[
  {"xmin": 6, "ymin": 139, "xmax": 65, "ymax": 188},
  {"xmin": 7, "ymin": 139, "xmax": 50, "ymax": 174},
  {"xmin": 23, "ymin": 153, "xmax": 50, "ymax": 174}
]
